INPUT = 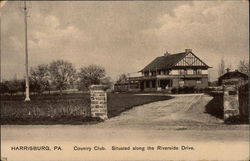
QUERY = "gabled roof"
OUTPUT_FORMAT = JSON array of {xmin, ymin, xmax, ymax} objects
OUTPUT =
[
  {"xmin": 140, "ymin": 51, "xmax": 209, "ymax": 72},
  {"xmin": 219, "ymin": 70, "xmax": 249, "ymax": 80}
]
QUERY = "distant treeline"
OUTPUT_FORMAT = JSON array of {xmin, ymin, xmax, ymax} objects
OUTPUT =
[{"xmin": 1, "ymin": 60, "xmax": 113, "ymax": 95}]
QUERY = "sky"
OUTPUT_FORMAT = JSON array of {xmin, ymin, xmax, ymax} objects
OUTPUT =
[{"xmin": 1, "ymin": 1, "xmax": 249, "ymax": 81}]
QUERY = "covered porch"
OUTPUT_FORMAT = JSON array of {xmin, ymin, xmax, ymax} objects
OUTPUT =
[{"xmin": 140, "ymin": 79, "xmax": 173, "ymax": 92}]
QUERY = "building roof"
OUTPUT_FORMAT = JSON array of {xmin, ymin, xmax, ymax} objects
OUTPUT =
[
  {"xmin": 219, "ymin": 70, "xmax": 249, "ymax": 80},
  {"xmin": 140, "ymin": 51, "xmax": 209, "ymax": 72}
]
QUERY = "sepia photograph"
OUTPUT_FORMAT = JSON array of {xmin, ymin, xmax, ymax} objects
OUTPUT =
[{"xmin": 1, "ymin": 0, "xmax": 249, "ymax": 161}]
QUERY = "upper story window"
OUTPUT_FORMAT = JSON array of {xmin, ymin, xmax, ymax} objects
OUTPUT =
[
  {"xmin": 179, "ymin": 69, "xmax": 185, "ymax": 75},
  {"xmin": 194, "ymin": 69, "xmax": 202, "ymax": 75},
  {"xmin": 187, "ymin": 69, "xmax": 194, "ymax": 75},
  {"xmin": 163, "ymin": 70, "xmax": 170, "ymax": 75}
]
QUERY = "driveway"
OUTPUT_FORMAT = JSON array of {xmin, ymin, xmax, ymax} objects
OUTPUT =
[{"xmin": 98, "ymin": 94, "xmax": 224, "ymax": 130}]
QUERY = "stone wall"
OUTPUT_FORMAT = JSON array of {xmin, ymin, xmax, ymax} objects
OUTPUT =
[
  {"xmin": 89, "ymin": 85, "xmax": 108, "ymax": 120},
  {"xmin": 223, "ymin": 85, "xmax": 240, "ymax": 121}
]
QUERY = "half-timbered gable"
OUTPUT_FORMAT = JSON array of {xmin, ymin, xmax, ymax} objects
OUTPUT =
[{"xmin": 174, "ymin": 52, "xmax": 208, "ymax": 68}]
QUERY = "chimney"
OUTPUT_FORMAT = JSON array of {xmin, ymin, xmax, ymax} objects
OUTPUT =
[
  {"xmin": 185, "ymin": 49, "xmax": 192, "ymax": 53},
  {"xmin": 164, "ymin": 50, "xmax": 170, "ymax": 56},
  {"xmin": 226, "ymin": 68, "xmax": 230, "ymax": 73}
]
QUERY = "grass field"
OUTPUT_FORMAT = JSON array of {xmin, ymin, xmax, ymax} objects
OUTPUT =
[{"xmin": 1, "ymin": 93, "xmax": 172, "ymax": 124}]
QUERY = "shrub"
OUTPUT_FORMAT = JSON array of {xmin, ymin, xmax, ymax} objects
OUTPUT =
[
  {"xmin": 171, "ymin": 87, "xmax": 177, "ymax": 94},
  {"xmin": 178, "ymin": 87, "xmax": 184, "ymax": 94},
  {"xmin": 186, "ymin": 86, "xmax": 195, "ymax": 93},
  {"xmin": 176, "ymin": 86, "xmax": 195, "ymax": 94}
]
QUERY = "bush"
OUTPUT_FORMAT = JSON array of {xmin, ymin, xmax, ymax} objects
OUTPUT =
[
  {"xmin": 171, "ymin": 87, "xmax": 177, "ymax": 94},
  {"xmin": 185, "ymin": 86, "xmax": 195, "ymax": 93},
  {"xmin": 194, "ymin": 87, "xmax": 202, "ymax": 93},
  {"xmin": 173, "ymin": 86, "xmax": 196, "ymax": 94},
  {"xmin": 224, "ymin": 115, "xmax": 249, "ymax": 124},
  {"xmin": 178, "ymin": 87, "xmax": 184, "ymax": 93},
  {"xmin": 204, "ymin": 92, "xmax": 223, "ymax": 119}
]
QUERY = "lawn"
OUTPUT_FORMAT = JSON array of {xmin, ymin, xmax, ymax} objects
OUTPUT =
[
  {"xmin": 107, "ymin": 93, "xmax": 172, "ymax": 118},
  {"xmin": 1, "ymin": 93, "xmax": 172, "ymax": 124}
]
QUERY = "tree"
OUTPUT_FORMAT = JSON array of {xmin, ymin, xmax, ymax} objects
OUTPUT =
[
  {"xmin": 4, "ymin": 79, "xmax": 23, "ymax": 95},
  {"xmin": 77, "ymin": 65, "xmax": 106, "ymax": 90},
  {"xmin": 238, "ymin": 59, "xmax": 249, "ymax": 75},
  {"xmin": 116, "ymin": 73, "xmax": 128, "ymax": 83},
  {"xmin": 49, "ymin": 60, "xmax": 76, "ymax": 94},
  {"xmin": 0, "ymin": 82, "xmax": 9, "ymax": 94},
  {"xmin": 218, "ymin": 57, "xmax": 226, "ymax": 77},
  {"xmin": 100, "ymin": 76, "xmax": 113, "ymax": 90},
  {"xmin": 30, "ymin": 64, "xmax": 50, "ymax": 94}
]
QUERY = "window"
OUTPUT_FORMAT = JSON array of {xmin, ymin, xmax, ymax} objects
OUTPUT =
[
  {"xmin": 197, "ymin": 80, "xmax": 201, "ymax": 84},
  {"xmin": 179, "ymin": 69, "xmax": 185, "ymax": 75},
  {"xmin": 130, "ymin": 84, "xmax": 139, "ymax": 89},
  {"xmin": 187, "ymin": 69, "xmax": 194, "ymax": 75},
  {"xmin": 194, "ymin": 69, "xmax": 202, "ymax": 75},
  {"xmin": 152, "ymin": 80, "xmax": 156, "ymax": 88},
  {"xmin": 179, "ymin": 80, "xmax": 184, "ymax": 87},
  {"xmin": 171, "ymin": 70, "xmax": 178, "ymax": 75},
  {"xmin": 146, "ymin": 81, "xmax": 150, "ymax": 88}
]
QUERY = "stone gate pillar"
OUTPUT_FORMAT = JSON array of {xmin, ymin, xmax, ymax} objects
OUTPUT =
[
  {"xmin": 89, "ymin": 85, "xmax": 108, "ymax": 120},
  {"xmin": 223, "ymin": 84, "xmax": 240, "ymax": 121}
]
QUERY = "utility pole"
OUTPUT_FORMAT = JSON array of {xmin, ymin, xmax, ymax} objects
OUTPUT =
[{"xmin": 23, "ymin": 1, "xmax": 30, "ymax": 101}]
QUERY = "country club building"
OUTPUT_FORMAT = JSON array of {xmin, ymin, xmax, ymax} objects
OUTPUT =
[{"xmin": 114, "ymin": 49, "xmax": 211, "ymax": 92}]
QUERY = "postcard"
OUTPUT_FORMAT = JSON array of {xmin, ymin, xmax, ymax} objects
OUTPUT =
[{"xmin": 1, "ymin": 0, "xmax": 249, "ymax": 161}]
